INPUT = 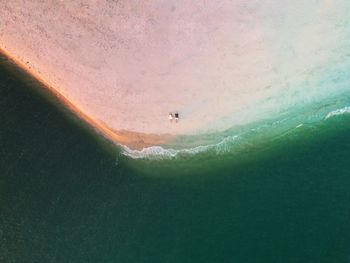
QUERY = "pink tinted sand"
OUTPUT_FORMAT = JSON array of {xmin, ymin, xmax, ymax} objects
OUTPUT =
[{"xmin": 1, "ymin": 1, "xmax": 348, "ymax": 149}]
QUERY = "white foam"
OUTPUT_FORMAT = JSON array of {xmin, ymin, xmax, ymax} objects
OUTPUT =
[
  {"xmin": 121, "ymin": 102, "xmax": 350, "ymax": 160},
  {"xmin": 121, "ymin": 135, "xmax": 239, "ymax": 159},
  {"xmin": 325, "ymin": 106, "xmax": 350, "ymax": 119}
]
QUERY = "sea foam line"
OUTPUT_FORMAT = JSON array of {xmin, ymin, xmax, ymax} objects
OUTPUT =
[
  {"xmin": 121, "ymin": 104, "xmax": 350, "ymax": 160},
  {"xmin": 121, "ymin": 135, "xmax": 239, "ymax": 159},
  {"xmin": 325, "ymin": 106, "xmax": 350, "ymax": 119}
]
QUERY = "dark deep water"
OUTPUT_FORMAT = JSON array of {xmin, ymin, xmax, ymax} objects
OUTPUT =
[{"xmin": 1, "ymin": 55, "xmax": 350, "ymax": 263}]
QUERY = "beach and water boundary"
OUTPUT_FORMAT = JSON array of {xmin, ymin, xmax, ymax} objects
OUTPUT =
[
  {"xmin": 1, "ymin": 49, "xmax": 349, "ymax": 160},
  {"xmin": 1, "ymin": 55, "xmax": 350, "ymax": 262},
  {"xmin": 0, "ymin": 48, "xmax": 177, "ymax": 150}
]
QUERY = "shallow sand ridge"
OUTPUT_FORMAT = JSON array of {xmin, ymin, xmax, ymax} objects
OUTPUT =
[{"xmin": 1, "ymin": 1, "xmax": 350, "ymax": 149}]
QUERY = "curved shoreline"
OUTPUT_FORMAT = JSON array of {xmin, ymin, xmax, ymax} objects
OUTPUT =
[
  {"xmin": 0, "ymin": 48, "xmax": 175, "ymax": 150},
  {"xmin": 2, "ymin": 45, "xmax": 349, "ymax": 155},
  {"xmin": 122, "ymin": 103, "xmax": 350, "ymax": 159}
]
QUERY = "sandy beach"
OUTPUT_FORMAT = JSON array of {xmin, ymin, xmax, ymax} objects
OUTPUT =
[
  {"xmin": 1, "ymin": 1, "xmax": 349, "ymax": 149},
  {"xmin": 0, "ymin": 47, "xmax": 176, "ymax": 150}
]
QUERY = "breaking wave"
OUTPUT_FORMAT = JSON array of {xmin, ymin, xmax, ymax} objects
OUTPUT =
[
  {"xmin": 325, "ymin": 106, "xmax": 350, "ymax": 119},
  {"xmin": 121, "ymin": 135, "xmax": 239, "ymax": 159},
  {"xmin": 121, "ymin": 101, "xmax": 350, "ymax": 160}
]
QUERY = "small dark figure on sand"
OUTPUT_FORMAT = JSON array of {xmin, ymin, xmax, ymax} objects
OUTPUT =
[{"xmin": 174, "ymin": 112, "xmax": 179, "ymax": 123}]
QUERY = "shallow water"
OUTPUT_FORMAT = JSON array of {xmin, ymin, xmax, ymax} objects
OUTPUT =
[{"xmin": 1, "ymin": 56, "xmax": 350, "ymax": 262}]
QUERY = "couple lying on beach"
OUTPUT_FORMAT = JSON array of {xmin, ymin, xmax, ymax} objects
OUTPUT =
[{"xmin": 168, "ymin": 112, "xmax": 179, "ymax": 122}]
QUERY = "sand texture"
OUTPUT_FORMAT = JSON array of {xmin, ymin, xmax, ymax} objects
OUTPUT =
[{"xmin": 1, "ymin": 1, "xmax": 349, "ymax": 148}]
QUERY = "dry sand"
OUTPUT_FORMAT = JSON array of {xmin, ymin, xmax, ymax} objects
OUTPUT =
[
  {"xmin": 0, "ymin": 48, "xmax": 175, "ymax": 149},
  {"xmin": 1, "ymin": 1, "xmax": 349, "ymax": 149}
]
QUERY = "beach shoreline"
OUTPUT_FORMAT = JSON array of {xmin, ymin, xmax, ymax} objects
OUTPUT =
[
  {"xmin": 0, "ymin": 1, "xmax": 281, "ymax": 140},
  {"xmin": 1, "ymin": 1, "xmax": 349, "ymax": 153},
  {"xmin": 0, "ymin": 47, "xmax": 175, "ymax": 150}
]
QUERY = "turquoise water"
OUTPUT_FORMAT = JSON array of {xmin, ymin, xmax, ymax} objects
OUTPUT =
[{"xmin": 1, "ymin": 55, "xmax": 350, "ymax": 262}]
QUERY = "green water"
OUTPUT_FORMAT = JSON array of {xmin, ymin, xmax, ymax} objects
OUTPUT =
[{"xmin": 1, "ymin": 56, "xmax": 350, "ymax": 263}]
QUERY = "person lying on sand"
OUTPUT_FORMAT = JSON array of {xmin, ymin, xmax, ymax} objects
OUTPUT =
[{"xmin": 168, "ymin": 112, "xmax": 173, "ymax": 122}]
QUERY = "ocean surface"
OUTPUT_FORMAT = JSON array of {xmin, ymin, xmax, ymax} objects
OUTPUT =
[{"xmin": 1, "ymin": 54, "xmax": 350, "ymax": 263}]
